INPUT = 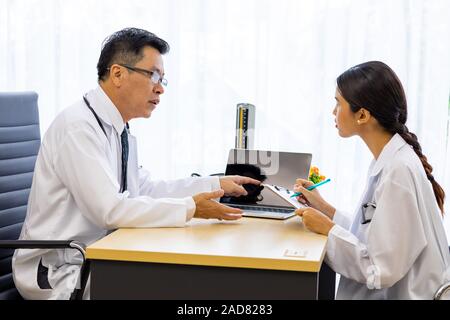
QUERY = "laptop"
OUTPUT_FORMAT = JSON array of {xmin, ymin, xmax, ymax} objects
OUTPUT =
[{"xmin": 220, "ymin": 149, "xmax": 312, "ymax": 219}]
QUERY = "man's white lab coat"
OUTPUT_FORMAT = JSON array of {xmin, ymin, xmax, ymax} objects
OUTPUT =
[{"xmin": 12, "ymin": 86, "xmax": 220, "ymax": 299}]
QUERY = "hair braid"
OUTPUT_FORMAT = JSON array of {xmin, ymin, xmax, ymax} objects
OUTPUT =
[{"xmin": 397, "ymin": 124, "xmax": 445, "ymax": 214}]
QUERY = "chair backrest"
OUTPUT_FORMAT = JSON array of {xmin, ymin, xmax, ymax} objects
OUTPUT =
[{"xmin": 0, "ymin": 92, "xmax": 40, "ymax": 299}]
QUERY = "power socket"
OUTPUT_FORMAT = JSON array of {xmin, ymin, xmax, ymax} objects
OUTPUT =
[{"xmin": 284, "ymin": 248, "xmax": 307, "ymax": 258}]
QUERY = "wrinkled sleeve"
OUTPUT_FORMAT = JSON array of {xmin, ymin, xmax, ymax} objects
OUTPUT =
[
  {"xmin": 54, "ymin": 125, "xmax": 192, "ymax": 229},
  {"xmin": 332, "ymin": 209, "xmax": 352, "ymax": 230},
  {"xmin": 138, "ymin": 168, "xmax": 221, "ymax": 198}
]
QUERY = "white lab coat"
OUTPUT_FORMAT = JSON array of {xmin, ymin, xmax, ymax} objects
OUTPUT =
[
  {"xmin": 326, "ymin": 134, "xmax": 450, "ymax": 299},
  {"xmin": 12, "ymin": 86, "xmax": 220, "ymax": 300}
]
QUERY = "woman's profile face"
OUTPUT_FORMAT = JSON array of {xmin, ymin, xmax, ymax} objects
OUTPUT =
[{"xmin": 332, "ymin": 88, "xmax": 359, "ymax": 137}]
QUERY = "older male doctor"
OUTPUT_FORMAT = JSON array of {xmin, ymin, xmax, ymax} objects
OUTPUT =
[{"xmin": 12, "ymin": 28, "xmax": 259, "ymax": 300}]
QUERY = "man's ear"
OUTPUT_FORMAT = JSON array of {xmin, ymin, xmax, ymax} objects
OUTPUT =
[
  {"xmin": 357, "ymin": 108, "xmax": 371, "ymax": 124},
  {"xmin": 109, "ymin": 64, "xmax": 124, "ymax": 87}
]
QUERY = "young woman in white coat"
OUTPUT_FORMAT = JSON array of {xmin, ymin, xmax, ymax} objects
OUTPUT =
[{"xmin": 295, "ymin": 61, "xmax": 450, "ymax": 299}]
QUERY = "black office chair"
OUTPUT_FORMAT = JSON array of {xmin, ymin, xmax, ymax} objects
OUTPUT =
[{"xmin": 0, "ymin": 92, "xmax": 89, "ymax": 300}]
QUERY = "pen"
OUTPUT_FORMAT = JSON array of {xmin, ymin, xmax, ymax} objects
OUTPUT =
[{"xmin": 290, "ymin": 178, "xmax": 331, "ymax": 198}]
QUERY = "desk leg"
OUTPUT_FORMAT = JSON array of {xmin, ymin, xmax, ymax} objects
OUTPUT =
[
  {"xmin": 90, "ymin": 260, "xmax": 332, "ymax": 300},
  {"xmin": 318, "ymin": 262, "xmax": 335, "ymax": 300}
]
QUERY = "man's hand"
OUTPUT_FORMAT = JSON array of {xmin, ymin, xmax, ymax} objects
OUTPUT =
[
  {"xmin": 219, "ymin": 175, "xmax": 261, "ymax": 197},
  {"xmin": 193, "ymin": 189, "xmax": 243, "ymax": 221},
  {"xmin": 295, "ymin": 207, "xmax": 335, "ymax": 235}
]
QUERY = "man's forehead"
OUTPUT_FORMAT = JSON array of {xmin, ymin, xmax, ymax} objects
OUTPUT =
[{"xmin": 140, "ymin": 47, "xmax": 164, "ymax": 74}]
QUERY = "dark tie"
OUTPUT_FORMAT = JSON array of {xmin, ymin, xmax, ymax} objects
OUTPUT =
[{"xmin": 120, "ymin": 125, "xmax": 129, "ymax": 192}]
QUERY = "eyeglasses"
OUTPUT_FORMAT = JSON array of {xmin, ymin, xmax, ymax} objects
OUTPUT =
[{"xmin": 116, "ymin": 64, "xmax": 168, "ymax": 87}]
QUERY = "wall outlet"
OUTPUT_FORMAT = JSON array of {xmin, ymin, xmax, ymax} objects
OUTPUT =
[{"xmin": 284, "ymin": 248, "xmax": 307, "ymax": 258}]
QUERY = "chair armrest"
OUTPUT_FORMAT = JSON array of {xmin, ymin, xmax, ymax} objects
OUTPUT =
[
  {"xmin": 434, "ymin": 281, "xmax": 450, "ymax": 300},
  {"xmin": 0, "ymin": 240, "xmax": 89, "ymax": 300},
  {"xmin": 0, "ymin": 240, "xmax": 77, "ymax": 249}
]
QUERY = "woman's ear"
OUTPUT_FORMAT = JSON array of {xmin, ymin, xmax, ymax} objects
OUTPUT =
[{"xmin": 357, "ymin": 108, "xmax": 371, "ymax": 125}]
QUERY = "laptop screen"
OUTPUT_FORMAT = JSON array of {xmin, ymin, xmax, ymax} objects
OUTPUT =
[{"xmin": 220, "ymin": 149, "xmax": 312, "ymax": 208}]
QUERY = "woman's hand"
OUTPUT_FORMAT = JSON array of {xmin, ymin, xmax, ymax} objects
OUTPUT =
[
  {"xmin": 294, "ymin": 178, "xmax": 336, "ymax": 219},
  {"xmin": 296, "ymin": 207, "xmax": 335, "ymax": 236}
]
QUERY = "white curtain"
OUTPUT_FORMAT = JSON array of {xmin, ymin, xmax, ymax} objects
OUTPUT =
[{"xmin": 1, "ymin": 0, "xmax": 450, "ymax": 239}]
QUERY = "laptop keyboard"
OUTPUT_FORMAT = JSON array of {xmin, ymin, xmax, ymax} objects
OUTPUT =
[{"xmin": 230, "ymin": 204, "xmax": 294, "ymax": 213}]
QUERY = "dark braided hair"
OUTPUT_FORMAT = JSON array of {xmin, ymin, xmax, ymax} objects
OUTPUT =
[{"xmin": 337, "ymin": 61, "xmax": 445, "ymax": 215}]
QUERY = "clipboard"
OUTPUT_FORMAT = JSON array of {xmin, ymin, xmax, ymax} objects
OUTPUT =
[{"xmin": 263, "ymin": 184, "xmax": 307, "ymax": 209}]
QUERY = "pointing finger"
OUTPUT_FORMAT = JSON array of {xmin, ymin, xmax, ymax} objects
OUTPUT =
[
  {"xmin": 238, "ymin": 176, "xmax": 261, "ymax": 185},
  {"xmin": 236, "ymin": 185, "xmax": 248, "ymax": 196}
]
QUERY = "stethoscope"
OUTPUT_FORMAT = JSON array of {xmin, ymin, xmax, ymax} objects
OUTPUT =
[
  {"xmin": 83, "ymin": 95, "xmax": 107, "ymax": 137},
  {"xmin": 82, "ymin": 95, "xmax": 129, "ymax": 192}
]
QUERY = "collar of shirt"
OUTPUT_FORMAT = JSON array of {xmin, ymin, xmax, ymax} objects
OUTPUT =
[
  {"xmin": 368, "ymin": 133, "xmax": 407, "ymax": 178},
  {"xmin": 85, "ymin": 86, "xmax": 127, "ymax": 135}
]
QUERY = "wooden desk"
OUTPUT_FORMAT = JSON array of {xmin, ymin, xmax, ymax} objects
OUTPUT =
[{"xmin": 86, "ymin": 217, "xmax": 335, "ymax": 299}]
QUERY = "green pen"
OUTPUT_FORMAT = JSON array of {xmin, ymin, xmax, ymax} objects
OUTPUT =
[{"xmin": 290, "ymin": 178, "xmax": 331, "ymax": 198}]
